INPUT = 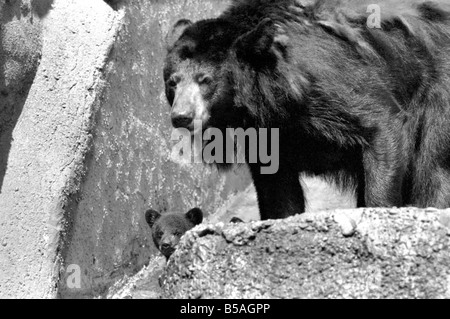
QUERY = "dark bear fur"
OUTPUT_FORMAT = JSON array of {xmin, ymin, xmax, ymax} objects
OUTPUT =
[
  {"xmin": 164, "ymin": 0, "xmax": 450, "ymax": 219},
  {"xmin": 145, "ymin": 208, "xmax": 203, "ymax": 258}
]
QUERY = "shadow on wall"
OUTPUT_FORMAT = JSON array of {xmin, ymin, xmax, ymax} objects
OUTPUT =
[
  {"xmin": 104, "ymin": 0, "xmax": 122, "ymax": 10},
  {"xmin": 0, "ymin": 0, "xmax": 53, "ymax": 192},
  {"xmin": 31, "ymin": 0, "xmax": 54, "ymax": 18}
]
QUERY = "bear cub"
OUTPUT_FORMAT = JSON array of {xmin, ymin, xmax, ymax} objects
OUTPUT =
[{"xmin": 145, "ymin": 208, "xmax": 203, "ymax": 258}]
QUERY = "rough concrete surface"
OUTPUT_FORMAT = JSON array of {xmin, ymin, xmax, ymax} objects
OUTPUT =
[
  {"xmin": 156, "ymin": 208, "xmax": 450, "ymax": 299},
  {"xmin": 106, "ymin": 254, "xmax": 166, "ymax": 299},
  {"xmin": 0, "ymin": 0, "xmax": 121, "ymax": 298}
]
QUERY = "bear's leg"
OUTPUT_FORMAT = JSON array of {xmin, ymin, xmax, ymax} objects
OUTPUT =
[
  {"xmin": 425, "ymin": 169, "xmax": 450, "ymax": 208},
  {"xmin": 362, "ymin": 149, "xmax": 404, "ymax": 207},
  {"xmin": 412, "ymin": 163, "xmax": 450, "ymax": 208},
  {"xmin": 249, "ymin": 164, "xmax": 305, "ymax": 220}
]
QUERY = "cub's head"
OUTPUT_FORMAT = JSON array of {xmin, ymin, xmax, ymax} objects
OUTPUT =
[{"xmin": 144, "ymin": 207, "xmax": 203, "ymax": 258}]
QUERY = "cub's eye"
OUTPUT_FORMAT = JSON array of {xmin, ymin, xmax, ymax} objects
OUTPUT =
[
  {"xmin": 155, "ymin": 229, "xmax": 163, "ymax": 240},
  {"xmin": 173, "ymin": 231, "xmax": 182, "ymax": 237}
]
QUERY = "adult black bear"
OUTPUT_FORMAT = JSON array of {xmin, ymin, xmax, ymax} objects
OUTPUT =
[
  {"xmin": 145, "ymin": 208, "xmax": 203, "ymax": 258},
  {"xmin": 163, "ymin": 0, "xmax": 450, "ymax": 220}
]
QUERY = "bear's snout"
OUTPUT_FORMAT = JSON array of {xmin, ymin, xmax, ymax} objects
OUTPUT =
[
  {"xmin": 171, "ymin": 112, "xmax": 194, "ymax": 129},
  {"xmin": 160, "ymin": 242, "xmax": 175, "ymax": 258}
]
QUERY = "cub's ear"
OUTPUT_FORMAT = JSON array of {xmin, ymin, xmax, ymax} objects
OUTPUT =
[
  {"xmin": 144, "ymin": 209, "xmax": 161, "ymax": 228},
  {"xmin": 185, "ymin": 207, "xmax": 203, "ymax": 226},
  {"xmin": 233, "ymin": 18, "xmax": 288, "ymax": 66},
  {"xmin": 166, "ymin": 19, "xmax": 193, "ymax": 50}
]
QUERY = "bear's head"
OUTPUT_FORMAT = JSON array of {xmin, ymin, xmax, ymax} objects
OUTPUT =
[
  {"xmin": 163, "ymin": 16, "xmax": 290, "ymax": 135},
  {"xmin": 144, "ymin": 207, "xmax": 203, "ymax": 258}
]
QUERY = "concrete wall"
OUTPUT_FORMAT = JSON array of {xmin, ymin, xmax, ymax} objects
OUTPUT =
[
  {"xmin": 0, "ymin": 0, "xmax": 55, "ymax": 298},
  {"xmin": 161, "ymin": 208, "xmax": 450, "ymax": 299},
  {"xmin": 0, "ymin": 0, "xmax": 251, "ymax": 298},
  {"xmin": 0, "ymin": 0, "xmax": 128, "ymax": 299}
]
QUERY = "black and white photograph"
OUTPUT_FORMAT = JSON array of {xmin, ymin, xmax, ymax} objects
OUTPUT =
[{"xmin": 0, "ymin": 0, "xmax": 449, "ymax": 302}]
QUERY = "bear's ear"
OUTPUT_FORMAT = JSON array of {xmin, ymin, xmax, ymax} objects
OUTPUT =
[
  {"xmin": 233, "ymin": 18, "xmax": 288, "ymax": 66},
  {"xmin": 230, "ymin": 217, "xmax": 244, "ymax": 223},
  {"xmin": 185, "ymin": 207, "xmax": 203, "ymax": 226},
  {"xmin": 166, "ymin": 19, "xmax": 193, "ymax": 50},
  {"xmin": 144, "ymin": 209, "xmax": 161, "ymax": 228}
]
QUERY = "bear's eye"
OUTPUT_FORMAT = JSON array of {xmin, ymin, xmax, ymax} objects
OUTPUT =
[
  {"xmin": 196, "ymin": 73, "xmax": 213, "ymax": 86},
  {"xmin": 167, "ymin": 75, "xmax": 181, "ymax": 88}
]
